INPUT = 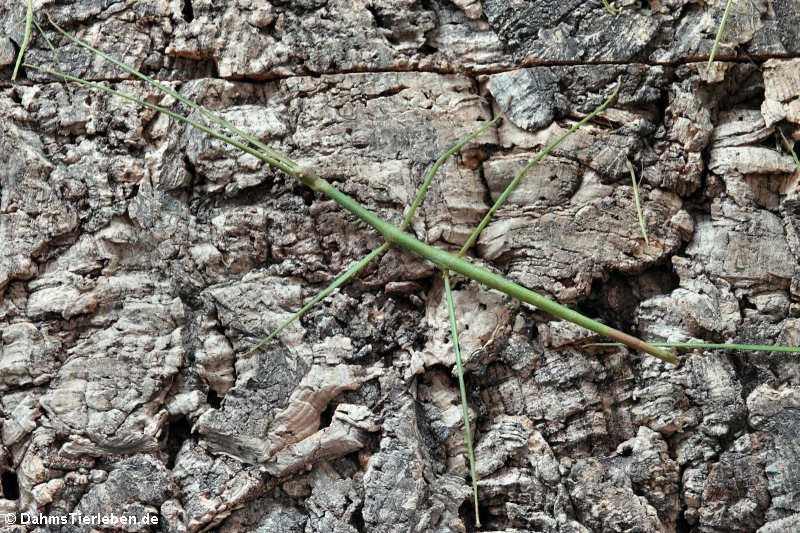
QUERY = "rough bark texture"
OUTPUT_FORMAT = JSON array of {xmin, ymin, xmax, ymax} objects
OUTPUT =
[{"xmin": 1, "ymin": 1, "xmax": 799, "ymax": 532}]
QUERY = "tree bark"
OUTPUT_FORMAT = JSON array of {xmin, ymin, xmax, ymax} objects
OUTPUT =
[{"xmin": 1, "ymin": 1, "xmax": 799, "ymax": 531}]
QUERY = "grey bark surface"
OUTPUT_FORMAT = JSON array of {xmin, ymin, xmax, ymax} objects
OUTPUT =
[{"xmin": 0, "ymin": 1, "xmax": 799, "ymax": 532}]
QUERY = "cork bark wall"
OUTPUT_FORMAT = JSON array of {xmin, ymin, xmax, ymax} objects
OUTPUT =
[{"xmin": 1, "ymin": 0, "xmax": 800, "ymax": 532}]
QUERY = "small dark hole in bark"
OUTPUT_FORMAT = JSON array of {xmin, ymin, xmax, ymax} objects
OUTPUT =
[
  {"xmin": 419, "ymin": 43, "xmax": 438, "ymax": 55},
  {"xmin": 411, "ymin": 332, "xmax": 426, "ymax": 352},
  {"xmin": 182, "ymin": 0, "xmax": 194, "ymax": 22},
  {"xmin": 2, "ymin": 471, "xmax": 20, "ymax": 500},
  {"xmin": 675, "ymin": 510, "xmax": 692, "ymax": 533},
  {"xmin": 620, "ymin": 445, "xmax": 633, "ymax": 457},
  {"xmin": 366, "ymin": 6, "xmax": 386, "ymax": 29},
  {"xmin": 349, "ymin": 503, "xmax": 365, "ymax": 530},
  {"xmin": 147, "ymin": 513, "xmax": 164, "ymax": 533},
  {"xmin": 165, "ymin": 417, "xmax": 192, "ymax": 469},
  {"xmin": 299, "ymin": 188, "xmax": 314, "ymax": 206},
  {"xmin": 319, "ymin": 402, "xmax": 335, "ymax": 429},
  {"xmin": 459, "ymin": 500, "xmax": 488, "ymax": 531},
  {"xmin": 741, "ymin": 296, "xmax": 757, "ymax": 310},
  {"xmin": 207, "ymin": 389, "xmax": 222, "ymax": 408},
  {"xmin": 183, "ymin": 155, "xmax": 197, "ymax": 180}
]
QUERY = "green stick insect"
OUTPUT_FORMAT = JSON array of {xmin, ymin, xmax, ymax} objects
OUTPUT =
[{"xmin": 14, "ymin": 12, "xmax": 800, "ymax": 527}]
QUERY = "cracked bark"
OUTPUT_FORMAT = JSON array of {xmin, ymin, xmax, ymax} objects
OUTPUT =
[{"xmin": 1, "ymin": 0, "xmax": 800, "ymax": 532}]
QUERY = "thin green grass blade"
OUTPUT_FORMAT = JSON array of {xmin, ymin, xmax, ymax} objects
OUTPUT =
[
  {"xmin": 25, "ymin": 63, "xmax": 295, "ymax": 176},
  {"xmin": 32, "ymin": 18, "xmax": 56, "ymax": 52},
  {"xmin": 706, "ymin": 0, "xmax": 735, "ymax": 73},
  {"xmin": 5, "ymin": 17, "xmax": 26, "ymax": 38},
  {"xmin": 588, "ymin": 342, "xmax": 800, "ymax": 352},
  {"xmin": 401, "ymin": 110, "xmax": 504, "ymax": 231},
  {"xmin": 442, "ymin": 269, "xmax": 481, "ymax": 527},
  {"xmin": 31, "ymin": 17, "xmax": 74, "ymax": 93},
  {"xmin": 626, "ymin": 157, "xmax": 649, "ymax": 245},
  {"xmin": 11, "ymin": 0, "xmax": 33, "ymax": 80},
  {"xmin": 601, "ymin": 0, "xmax": 619, "ymax": 15},
  {"xmin": 458, "ymin": 77, "xmax": 621, "ymax": 257},
  {"xmin": 44, "ymin": 14, "xmax": 297, "ymax": 171},
  {"xmin": 241, "ymin": 243, "xmax": 390, "ymax": 358},
  {"xmin": 779, "ymin": 128, "xmax": 800, "ymax": 172}
]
